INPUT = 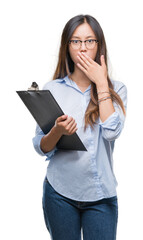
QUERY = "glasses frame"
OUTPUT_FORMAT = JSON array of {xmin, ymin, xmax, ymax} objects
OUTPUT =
[{"xmin": 68, "ymin": 39, "xmax": 99, "ymax": 49}]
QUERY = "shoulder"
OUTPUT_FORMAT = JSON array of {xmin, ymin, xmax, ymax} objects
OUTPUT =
[
  {"xmin": 110, "ymin": 79, "xmax": 128, "ymax": 107},
  {"xmin": 110, "ymin": 79, "xmax": 127, "ymax": 94},
  {"xmin": 42, "ymin": 78, "xmax": 65, "ymax": 90}
]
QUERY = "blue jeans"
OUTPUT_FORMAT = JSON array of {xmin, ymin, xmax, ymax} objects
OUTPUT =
[{"xmin": 42, "ymin": 177, "xmax": 118, "ymax": 240}]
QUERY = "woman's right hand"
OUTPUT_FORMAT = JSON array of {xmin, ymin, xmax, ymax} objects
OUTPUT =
[{"xmin": 54, "ymin": 115, "xmax": 78, "ymax": 136}]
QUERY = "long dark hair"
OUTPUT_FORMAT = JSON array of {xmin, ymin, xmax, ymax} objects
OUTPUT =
[{"xmin": 53, "ymin": 14, "xmax": 126, "ymax": 131}]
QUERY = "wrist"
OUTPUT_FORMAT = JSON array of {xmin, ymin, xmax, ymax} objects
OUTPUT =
[
  {"xmin": 52, "ymin": 125, "xmax": 63, "ymax": 138},
  {"xmin": 96, "ymin": 80, "xmax": 109, "ymax": 92}
]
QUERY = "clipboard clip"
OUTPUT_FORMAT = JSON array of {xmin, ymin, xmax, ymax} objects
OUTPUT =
[{"xmin": 28, "ymin": 82, "xmax": 39, "ymax": 91}]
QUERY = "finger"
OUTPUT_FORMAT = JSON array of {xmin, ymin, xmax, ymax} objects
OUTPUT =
[
  {"xmin": 80, "ymin": 52, "xmax": 95, "ymax": 64},
  {"xmin": 77, "ymin": 55, "xmax": 89, "ymax": 70},
  {"xmin": 70, "ymin": 125, "xmax": 78, "ymax": 134},
  {"xmin": 77, "ymin": 62, "xmax": 88, "ymax": 74},
  {"xmin": 57, "ymin": 115, "xmax": 68, "ymax": 122},
  {"xmin": 100, "ymin": 55, "xmax": 106, "ymax": 68},
  {"xmin": 77, "ymin": 52, "xmax": 91, "ymax": 67},
  {"xmin": 70, "ymin": 121, "xmax": 77, "ymax": 129},
  {"xmin": 67, "ymin": 118, "xmax": 76, "ymax": 128},
  {"xmin": 71, "ymin": 127, "xmax": 78, "ymax": 134},
  {"xmin": 68, "ymin": 122, "xmax": 77, "ymax": 132},
  {"xmin": 64, "ymin": 116, "xmax": 74, "ymax": 125},
  {"xmin": 82, "ymin": 52, "xmax": 100, "ymax": 68},
  {"xmin": 65, "ymin": 120, "xmax": 76, "ymax": 133}
]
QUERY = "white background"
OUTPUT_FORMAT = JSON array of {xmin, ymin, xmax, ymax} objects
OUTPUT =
[{"xmin": 0, "ymin": 0, "xmax": 142, "ymax": 239}]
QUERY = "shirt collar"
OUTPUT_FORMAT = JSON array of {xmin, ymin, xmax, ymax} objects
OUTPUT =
[{"xmin": 56, "ymin": 75, "xmax": 91, "ymax": 94}]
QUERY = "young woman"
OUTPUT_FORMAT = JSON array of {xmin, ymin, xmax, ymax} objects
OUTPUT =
[{"xmin": 33, "ymin": 14, "xmax": 127, "ymax": 240}]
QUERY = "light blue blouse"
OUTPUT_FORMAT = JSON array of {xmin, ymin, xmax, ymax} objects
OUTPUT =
[{"xmin": 32, "ymin": 75, "xmax": 127, "ymax": 202}]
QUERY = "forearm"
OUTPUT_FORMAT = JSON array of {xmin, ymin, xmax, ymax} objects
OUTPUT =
[
  {"xmin": 40, "ymin": 126, "xmax": 62, "ymax": 153},
  {"xmin": 96, "ymin": 79, "xmax": 115, "ymax": 123}
]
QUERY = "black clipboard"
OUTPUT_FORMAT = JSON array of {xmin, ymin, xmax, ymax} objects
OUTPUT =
[{"xmin": 16, "ymin": 89, "xmax": 87, "ymax": 151}]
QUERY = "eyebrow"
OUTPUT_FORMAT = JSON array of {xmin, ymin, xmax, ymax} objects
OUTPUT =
[{"xmin": 72, "ymin": 35, "xmax": 96, "ymax": 39}]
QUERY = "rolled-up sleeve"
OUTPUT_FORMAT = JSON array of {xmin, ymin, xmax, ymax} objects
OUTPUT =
[
  {"xmin": 99, "ymin": 83, "xmax": 127, "ymax": 141},
  {"xmin": 32, "ymin": 124, "xmax": 58, "ymax": 161}
]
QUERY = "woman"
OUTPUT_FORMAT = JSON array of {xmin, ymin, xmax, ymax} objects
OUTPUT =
[{"xmin": 33, "ymin": 14, "xmax": 127, "ymax": 240}]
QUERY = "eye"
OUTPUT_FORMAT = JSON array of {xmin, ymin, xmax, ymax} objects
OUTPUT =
[
  {"xmin": 87, "ymin": 39, "xmax": 94, "ymax": 43},
  {"xmin": 72, "ymin": 40, "xmax": 80, "ymax": 44}
]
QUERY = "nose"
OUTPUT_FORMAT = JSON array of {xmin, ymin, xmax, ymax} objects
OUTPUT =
[{"xmin": 80, "ymin": 41, "xmax": 87, "ymax": 51}]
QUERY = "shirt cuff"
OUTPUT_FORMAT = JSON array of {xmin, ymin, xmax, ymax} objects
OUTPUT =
[
  {"xmin": 32, "ymin": 134, "xmax": 58, "ymax": 161},
  {"xmin": 99, "ymin": 111, "xmax": 120, "ymax": 130}
]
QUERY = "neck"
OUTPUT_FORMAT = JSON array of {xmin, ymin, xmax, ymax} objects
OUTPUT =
[{"xmin": 69, "ymin": 66, "xmax": 91, "ymax": 87}]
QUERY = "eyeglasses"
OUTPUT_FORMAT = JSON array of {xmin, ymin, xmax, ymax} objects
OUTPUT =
[{"xmin": 68, "ymin": 39, "xmax": 99, "ymax": 50}]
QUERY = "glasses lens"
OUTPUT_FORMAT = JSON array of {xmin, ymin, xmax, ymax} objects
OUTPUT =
[
  {"xmin": 70, "ymin": 40, "xmax": 80, "ymax": 49},
  {"xmin": 69, "ymin": 39, "xmax": 98, "ymax": 49},
  {"xmin": 86, "ymin": 40, "xmax": 96, "ymax": 49}
]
